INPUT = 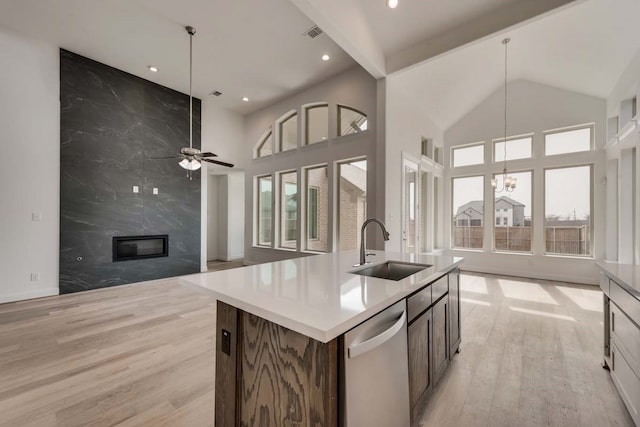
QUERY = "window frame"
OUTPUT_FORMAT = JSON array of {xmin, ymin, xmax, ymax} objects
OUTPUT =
[
  {"xmin": 493, "ymin": 134, "xmax": 533, "ymax": 163},
  {"xmin": 278, "ymin": 170, "xmax": 298, "ymax": 250},
  {"xmin": 451, "ymin": 142, "xmax": 485, "ymax": 168},
  {"xmin": 492, "ymin": 169, "xmax": 534, "ymax": 254},
  {"xmin": 543, "ymin": 124, "xmax": 594, "ymax": 157},
  {"xmin": 543, "ymin": 163, "xmax": 593, "ymax": 258},
  {"xmin": 304, "ymin": 102, "xmax": 329, "ymax": 146},
  {"xmin": 337, "ymin": 105, "xmax": 368, "ymax": 137},
  {"xmin": 253, "ymin": 127, "xmax": 273, "ymax": 159},
  {"xmin": 307, "ymin": 186, "xmax": 319, "ymax": 240},
  {"xmin": 451, "ymin": 174, "xmax": 485, "ymax": 250},
  {"xmin": 276, "ymin": 110, "xmax": 298, "ymax": 153},
  {"xmin": 255, "ymin": 174, "xmax": 274, "ymax": 248},
  {"xmin": 336, "ymin": 156, "xmax": 368, "ymax": 251}
]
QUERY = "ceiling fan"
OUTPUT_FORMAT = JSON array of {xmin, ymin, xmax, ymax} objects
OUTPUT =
[{"xmin": 150, "ymin": 26, "xmax": 234, "ymax": 179}]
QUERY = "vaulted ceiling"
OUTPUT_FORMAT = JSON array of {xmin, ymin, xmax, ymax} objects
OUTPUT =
[{"xmin": 0, "ymin": 0, "xmax": 638, "ymax": 129}]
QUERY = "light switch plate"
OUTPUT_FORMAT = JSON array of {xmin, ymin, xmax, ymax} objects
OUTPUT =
[
  {"xmin": 133, "ymin": 186, "xmax": 139, "ymax": 193},
  {"xmin": 153, "ymin": 188, "xmax": 158, "ymax": 195}
]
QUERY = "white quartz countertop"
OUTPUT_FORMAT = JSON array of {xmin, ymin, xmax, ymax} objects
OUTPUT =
[
  {"xmin": 598, "ymin": 261, "xmax": 640, "ymax": 300},
  {"xmin": 179, "ymin": 250, "xmax": 463, "ymax": 343}
]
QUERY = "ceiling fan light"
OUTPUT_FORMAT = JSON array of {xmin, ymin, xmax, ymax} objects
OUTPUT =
[
  {"xmin": 179, "ymin": 158, "xmax": 190, "ymax": 169},
  {"xmin": 181, "ymin": 159, "xmax": 201, "ymax": 171}
]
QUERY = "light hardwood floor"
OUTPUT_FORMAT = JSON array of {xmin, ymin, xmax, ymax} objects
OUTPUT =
[
  {"xmin": 418, "ymin": 273, "xmax": 634, "ymax": 427},
  {"xmin": 0, "ymin": 273, "xmax": 634, "ymax": 426}
]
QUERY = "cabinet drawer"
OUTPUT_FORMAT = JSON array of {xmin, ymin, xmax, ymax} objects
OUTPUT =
[
  {"xmin": 611, "ymin": 342, "xmax": 640, "ymax": 426},
  {"xmin": 408, "ymin": 287, "xmax": 431, "ymax": 322},
  {"xmin": 431, "ymin": 275, "xmax": 448, "ymax": 302},
  {"xmin": 611, "ymin": 302, "xmax": 640, "ymax": 378},
  {"xmin": 611, "ymin": 279, "xmax": 640, "ymax": 327}
]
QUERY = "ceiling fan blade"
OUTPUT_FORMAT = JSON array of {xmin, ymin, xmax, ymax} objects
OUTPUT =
[
  {"xmin": 202, "ymin": 158, "xmax": 234, "ymax": 168},
  {"xmin": 199, "ymin": 152, "xmax": 218, "ymax": 158},
  {"xmin": 147, "ymin": 155, "xmax": 182, "ymax": 160}
]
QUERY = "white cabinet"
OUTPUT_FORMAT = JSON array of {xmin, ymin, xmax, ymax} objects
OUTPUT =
[{"xmin": 602, "ymin": 270, "xmax": 640, "ymax": 426}]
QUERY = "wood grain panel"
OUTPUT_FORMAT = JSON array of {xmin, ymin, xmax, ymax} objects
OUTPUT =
[
  {"xmin": 432, "ymin": 296, "xmax": 449, "ymax": 385},
  {"xmin": 408, "ymin": 309, "xmax": 431, "ymax": 422},
  {"xmin": 215, "ymin": 301, "xmax": 239, "ymax": 427},
  {"xmin": 240, "ymin": 313, "xmax": 338, "ymax": 427}
]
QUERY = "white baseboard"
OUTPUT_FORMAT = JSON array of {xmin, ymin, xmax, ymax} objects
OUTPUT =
[{"xmin": 0, "ymin": 288, "xmax": 59, "ymax": 304}]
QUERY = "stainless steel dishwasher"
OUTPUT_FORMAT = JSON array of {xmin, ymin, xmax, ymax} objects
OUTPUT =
[{"xmin": 343, "ymin": 299, "xmax": 410, "ymax": 426}]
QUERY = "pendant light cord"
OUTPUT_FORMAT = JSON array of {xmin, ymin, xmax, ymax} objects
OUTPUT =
[
  {"xmin": 189, "ymin": 29, "xmax": 193, "ymax": 150},
  {"xmin": 503, "ymin": 38, "xmax": 509, "ymax": 174}
]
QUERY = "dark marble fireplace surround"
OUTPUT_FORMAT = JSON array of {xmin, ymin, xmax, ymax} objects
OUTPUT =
[{"xmin": 60, "ymin": 49, "xmax": 201, "ymax": 294}]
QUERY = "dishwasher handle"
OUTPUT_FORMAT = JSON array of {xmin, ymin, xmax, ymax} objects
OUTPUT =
[{"xmin": 348, "ymin": 310, "xmax": 406, "ymax": 359}]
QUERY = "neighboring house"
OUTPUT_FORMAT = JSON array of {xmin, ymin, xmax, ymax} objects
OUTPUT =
[
  {"xmin": 454, "ymin": 201, "xmax": 484, "ymax": 226},
  {"xmin": 454, "ymin": 196, "xmax": 526, "ymax": 227},
  {"xmin": 495, "ymin": 196, "xmax": 525, "ymax": 227}
]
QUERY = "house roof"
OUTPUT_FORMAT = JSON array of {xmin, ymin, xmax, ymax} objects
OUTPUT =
[
  {"xmin": 495, "ymin": 195, "xmax": 524, "ymax": 207},
  {"xmin": 455, "ymin": 201, "xmax": 484, "ymax": 217},
  {"xmin": 456, "ymin": 195, "xmax": 524, "ymax": 216}
]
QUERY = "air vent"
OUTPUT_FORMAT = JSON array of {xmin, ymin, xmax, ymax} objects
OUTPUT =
[
  {"xmin": 303, "ymin": 25, "xmax": 323, "ymax": 39},
  {"xmin": 210, "ymin": 90, "xmax": 222, "ymax": 97}
]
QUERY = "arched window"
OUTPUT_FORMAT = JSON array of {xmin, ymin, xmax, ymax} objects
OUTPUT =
[
  {"xmin": 338, "ymin": 105, "xmax": 367, "ymax": 136},
  {"xmin": 254, "ymin": 128, "xmax": 273, "ymax": 158},
  {"xmin": 304, "ymin": 103, "xmax": 328, "ymax": 145},
  {"xmin": 277, "ymin": 111, "xmax": 298, "ymax": 152}
]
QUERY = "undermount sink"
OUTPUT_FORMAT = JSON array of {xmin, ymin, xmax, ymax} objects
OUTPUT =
[{"xmin": 350, "ymin": 261, "xmax": 432, "ymax": 281}]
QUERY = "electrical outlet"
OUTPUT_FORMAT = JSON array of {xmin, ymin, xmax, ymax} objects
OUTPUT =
[
  {"xmin": 32, "ymin": 212, "xmax": 42, "ymax": 222},
  {"xmin": 153, "ymin": 188, "xmax": 158, "ymax": 195},
  {"xmin": 30, "ymin": 272, "xmax": 40, "ymax": 282},
  {"xmin": 133, "ymin": 186, "xmax": 139, "ymax": 193}
]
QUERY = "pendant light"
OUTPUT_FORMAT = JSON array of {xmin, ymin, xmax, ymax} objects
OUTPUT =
[
  {"xmin": 492, "ymin": 38, "xmax": 516, "ymax": 193},
  {"xmin": 179, "ymin": 26, "xmax": 201, "ymax": 177}
]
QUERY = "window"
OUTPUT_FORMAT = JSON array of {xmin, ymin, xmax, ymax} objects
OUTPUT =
[
  {"xmin": 255, "ymin": 129, "xmax": 273, "ymax": 158},
  {"xmin": 305, "ymin": 104, "xmax": 328, "ymax": 145},
  {"xmin": 494, "ymin": 136, "xmax": 532, "ymax": 161},
  {"xmin": 279, "ymin": 171, "xmax": 298, "ymax": 249},
  {"xmin": 493, "ymin": 171, "xmax": 532, "ymax": 252},
  {"xmin": 545, "ymin": 126, "xmax": 592, "ymax": 156},
  {"xmin": 338, "ymin": 105, "xmax": 367, "ymax": 136},
  {"xmin": 452, "ymin": 175, "xmax": 484, "ymax": 249},
  {"xmin": 278, "ymin": 112, "xmax": 298, "ymax": 152},
  {"xmin": 257, "ymin": 176, "xmax": 272, "ymax": 246},
  {"xmin": 338, "ymin": 159, "xmax": 367, "ymax": 250},
  {"xmin": 452, "ymin": 143, "xmax": 484, "ymax": 167},
  {"xmin": 308, "ymin": 188, "xmax": 318, "ymax": 239},
  {"xmin": 305, "ymin": 165, "xmax": 329, "ymax": 252},
  {"xmin": 544, "ymin": 165, "xmax": 591, "ymax": 256}
]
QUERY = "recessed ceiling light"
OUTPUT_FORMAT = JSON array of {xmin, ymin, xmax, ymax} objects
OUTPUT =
[
  {"xmin": 387, "ymin": 0, "xmax": 398, "ymax": 9},
  {"xmin": 241, "ymin": 97, "xmax": 249, "ymax": 102},
  {"xmin": 148, "ymin": 65, "xmax": 158, "ymax": 72},
  {"xmin": 322, "ymin": 54, "xmax": 330, "ymax": 61}
]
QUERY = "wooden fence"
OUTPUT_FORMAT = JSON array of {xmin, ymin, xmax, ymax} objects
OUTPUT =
[{"xmin": 453, "ymin": 225, "xmax": 590, "ymax": 255}]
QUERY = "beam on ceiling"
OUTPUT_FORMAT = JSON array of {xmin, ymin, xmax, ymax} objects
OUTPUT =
[{"xmin": 289, "ymin": 0, "xmax": 386, "ymax": 79}]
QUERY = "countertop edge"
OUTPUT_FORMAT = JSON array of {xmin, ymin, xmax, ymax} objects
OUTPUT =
[
  {"xmin": 597, "ymin": 261, "xmax": 640, "ymax": 301},
  {"xmin": 180, "ymin": 257, "xmax": 463, "ymax": 343}
]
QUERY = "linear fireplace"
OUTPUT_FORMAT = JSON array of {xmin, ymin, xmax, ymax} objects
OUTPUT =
[{"xmin": 112, "ymin": 235, "xmax": 169, "ymax": 262}]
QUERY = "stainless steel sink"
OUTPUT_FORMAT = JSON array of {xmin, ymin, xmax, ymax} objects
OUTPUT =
[{"xmin": 350, "ymin": 261, "xmax": 432, "ymax": 281}]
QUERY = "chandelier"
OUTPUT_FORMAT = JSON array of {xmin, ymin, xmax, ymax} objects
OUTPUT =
[{"xmin": 491, "ymin": 38, "xmax": 516, "ymax": 193}]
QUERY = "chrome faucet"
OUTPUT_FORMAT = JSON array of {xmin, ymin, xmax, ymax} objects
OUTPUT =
[{"xmin": 358, "ymin": 218, "xmax": 390, "ymax": 266}]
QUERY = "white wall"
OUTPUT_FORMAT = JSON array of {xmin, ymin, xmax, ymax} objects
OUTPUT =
[
  {"xmin": 200, "ymin": 99, "xmax": 246, "ymax": 269},
  {"xmin": 207, "ymin": 175, "xmax": 219, "ymax": 261},
  {"xmin": 385, "ymin": 78, "xmax": 445, "ymax": 252},
  {"xmin": 243, "ymin": 66, "xmax": 380, "ymax": 265},
  {"xmin": 444, "ymin": 80, "xmax": 606, "ymax": 285},
  {"xmin": 606, "ymin": 47, "xmax": 640, "ymax": 265},
  {"xmin": 0, "ymin": 28, "xmax": 60, "ymax": 302}
]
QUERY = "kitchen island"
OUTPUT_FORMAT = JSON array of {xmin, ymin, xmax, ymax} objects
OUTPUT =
[{"xmin": 180, "ymin": 250, "xmax": 463, "ymax": 426}]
